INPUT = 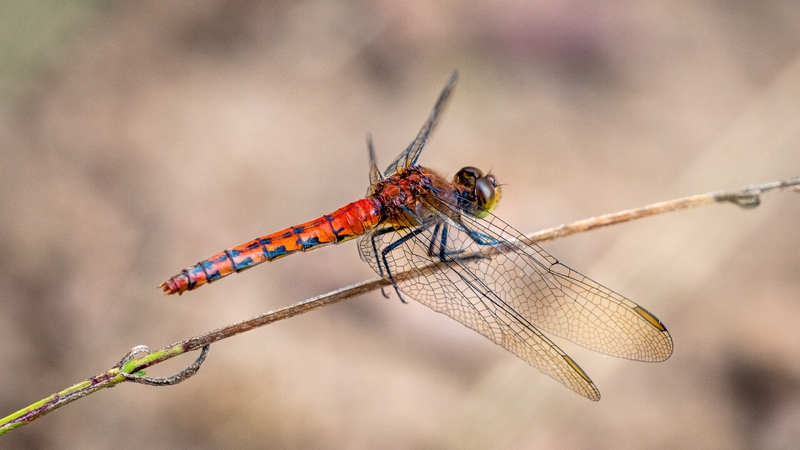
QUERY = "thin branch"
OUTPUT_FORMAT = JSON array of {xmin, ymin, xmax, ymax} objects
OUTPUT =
[
  {"xmin": 525, "ymin": 177, "xmax": 799, "ymax": 244},
  {"xmin": 1, "ymin": 177, "xmax": 798, "ymax": 435}
]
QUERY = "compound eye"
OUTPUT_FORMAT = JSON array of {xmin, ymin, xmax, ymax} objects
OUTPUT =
[
  {"xmin": 454, "ymin": 166, "xmax": 484, "ymax": 187},
  {"xmin": 475, "ymin": 177, "xmax": 496, "ymax": 209}
]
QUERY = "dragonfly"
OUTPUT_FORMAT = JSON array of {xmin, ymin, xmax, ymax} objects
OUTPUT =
[{"xmin": 161, "ymin": 72, "xmax": 673, "ymax": 400}]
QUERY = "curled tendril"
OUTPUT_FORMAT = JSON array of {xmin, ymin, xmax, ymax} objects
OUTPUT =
[{"xmin": 119, "ymin": 345, "xmax": 210, "ymax": 386}]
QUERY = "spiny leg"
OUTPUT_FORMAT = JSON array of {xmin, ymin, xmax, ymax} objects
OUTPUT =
[
  {"xmin": 427, "ymin": 222, "xmax": 443, "ymax": 257},
  {"xmin": 370, "ymin": 226, "xmax": 401, "ymax": 298},
  {"xmin": 465, "ymin": 228, "xmax": 502, "ymax": 247},
  {"xmin": 428, "ymin": 222, "xmax": 467, "ymax": 261},
  {"xmin": 378, "ymin": 223, "xmax": 432, "ymax": 304},
  {"xmin": 428, "ymin": 221, "xmax": 493, "ymax": 263}
]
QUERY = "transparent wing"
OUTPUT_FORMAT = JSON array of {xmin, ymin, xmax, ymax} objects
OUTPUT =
[
  {"xmin": 358, "ymin": 203, "xmax": 672, "ymax": 400},
  {"xmin": 383, "ymin": 71, "xmax": 458, "ymax": 176},
  {"xmin": 455, "ymin": 208, "xmax": 673, "ymax": 361}
]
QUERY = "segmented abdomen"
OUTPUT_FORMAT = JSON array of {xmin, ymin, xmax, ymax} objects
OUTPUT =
[{"xmin": 160, "ymin": 198, "xmax": 382, "ymax": 295}]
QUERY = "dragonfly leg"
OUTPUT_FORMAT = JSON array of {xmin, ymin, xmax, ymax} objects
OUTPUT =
[
  {"xmin": 427, "ymin": 222, "xmax": 460, "ymax": 260},
  {"xmin": 465, "ymin": 228, "xmax": 501, "ymax": 247},
  {"xmin": 378, "ymin": 224, "xmax": 432, "ymax": 304},
  {"xmin": 370, "ymin": 226, "xmax": 400, "ymax": 299},
  {"xmin": 428, "ymin": 222, "xmax": 491, "ymax": 263}
]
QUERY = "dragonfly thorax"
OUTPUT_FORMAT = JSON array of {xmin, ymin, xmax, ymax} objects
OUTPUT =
[{"xmin": 369, "ymin": 166, "xmax": 441, "ymax": 224}]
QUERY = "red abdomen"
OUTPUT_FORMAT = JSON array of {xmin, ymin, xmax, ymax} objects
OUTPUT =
[{"xmin": 160, "ymin": 198, "xmax": 382, "ymax": 295}]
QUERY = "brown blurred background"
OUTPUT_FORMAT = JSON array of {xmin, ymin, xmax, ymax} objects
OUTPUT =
[{"xmin": 2, "ymin": 0, "xmax": 800, "ymax": 448}]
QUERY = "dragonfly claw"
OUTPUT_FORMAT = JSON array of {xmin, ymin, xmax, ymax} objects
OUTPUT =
[
  {"xmin": 379, "ymin": 285, "xmax": 409, "ymax": 303},
  {"xmin": 393, "ymin": 285, "xmax": 409, "ymax": 304}
]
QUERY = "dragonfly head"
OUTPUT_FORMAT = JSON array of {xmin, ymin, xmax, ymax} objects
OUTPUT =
[{"xmin": 453, "ymin": 166, "xmax": 501, "ymax": 218}]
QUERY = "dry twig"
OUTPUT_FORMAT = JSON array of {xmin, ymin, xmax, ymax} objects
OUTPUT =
[{"xmin": 1, "ymin": 177, "xmax": 797, "ymax": 434}]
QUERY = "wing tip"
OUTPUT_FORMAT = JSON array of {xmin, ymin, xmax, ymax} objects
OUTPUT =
[{"xmin": 563, "ymin": 354, "xmax": 601, "ymax": 401}]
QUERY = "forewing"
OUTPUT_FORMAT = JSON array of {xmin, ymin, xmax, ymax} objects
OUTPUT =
[
  {"xmin": 358, "ymin": 219, "xmax": 601, "ymax": 400},
  {"xmin": 383, "ymin": 71, "xmax": 458, "ymax": 176},
  {"xmin": 453, "ymin": 209, "xmax": 674, "ymax": 362}
]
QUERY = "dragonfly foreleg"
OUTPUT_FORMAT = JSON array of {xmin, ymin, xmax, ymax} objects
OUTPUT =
[
  {"xmin": 465, "ymin": 228, "xmax": 501, "ymax": 247},
  {"xmin": 428, "ymin": 222, "xmax": 492, "ymax": 264}
]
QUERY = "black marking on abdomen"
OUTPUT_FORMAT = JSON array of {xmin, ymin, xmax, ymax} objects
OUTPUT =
[
  {"xmin": 266, "ymin": 245, "xmax": 288, "ymax": 260},
  {"xmin": 224, "ymin": 249, "xmax": 240, "ymax": 273},
  {"xmin": 324, "ymin": 215, "xmax": 342, "ymax": 242},
  {"xmin": 201, "ymin": 259, "xmax": 221, "ymax": 281},
  {"xmin": 298, "ymin": 236, "xmax": 321, "ymax": 250}
]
